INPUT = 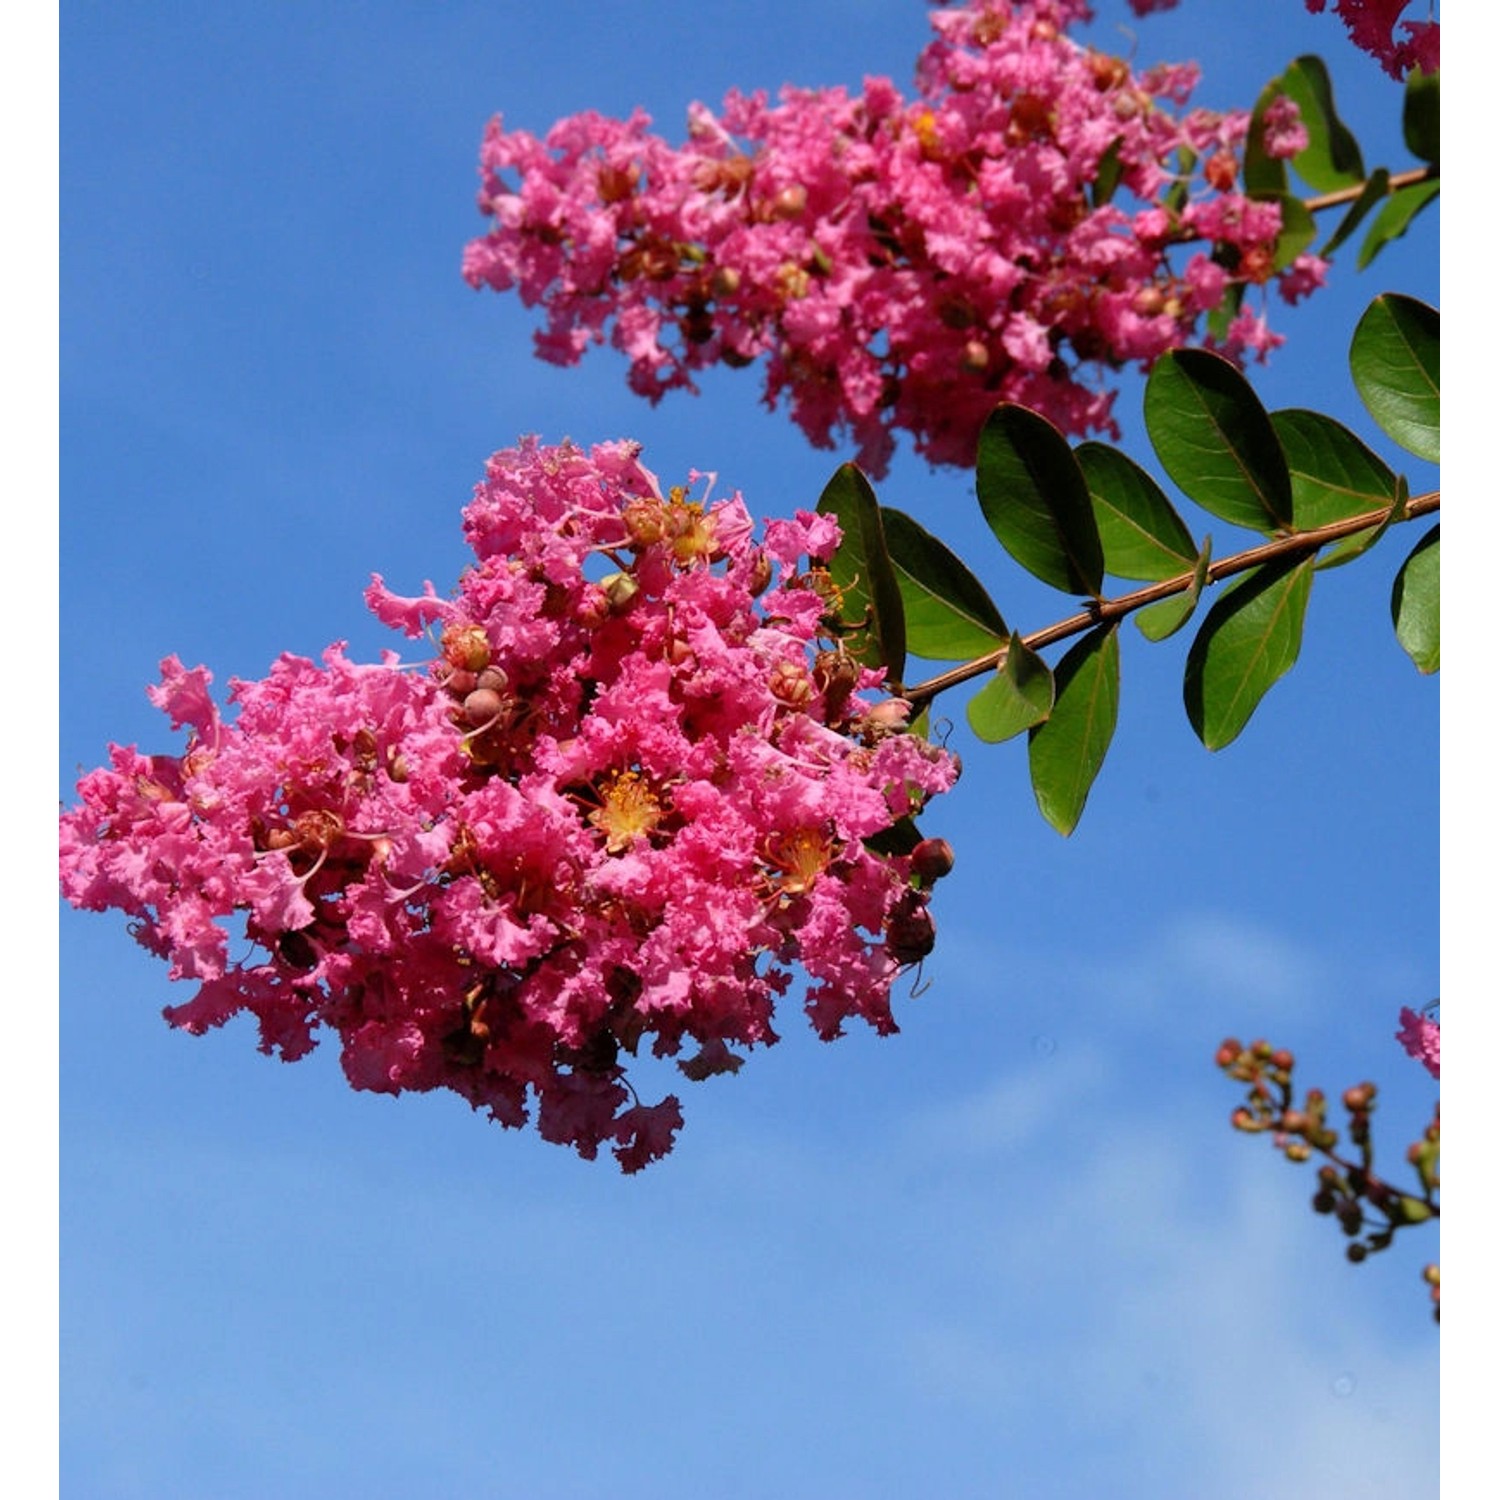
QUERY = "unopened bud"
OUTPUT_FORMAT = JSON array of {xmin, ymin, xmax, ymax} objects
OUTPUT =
[
  {"xmin": 959, "ymin": 340, "xmax": 990, "ymax": 373},
  {"xmin": 1204, "ymin": 151, "xmax": 1238, "ymax": 192},
  {"xmin": 910, "ymin": 837, "xmax": 956, "ymax": 883},
  {"xmin": 772, "ymin": 183, "xmax": 807, "ymax": 218},
  {"xmin": 463, "ymin": 688, "xmax": 505, "ymax": 727},
  {"xmin": 441, "ymin": 623, "xmax": 491, "ymax": 672},
  {"xmin": 601, "ymin": 571, "xmax": 641, "ymax": 611}
]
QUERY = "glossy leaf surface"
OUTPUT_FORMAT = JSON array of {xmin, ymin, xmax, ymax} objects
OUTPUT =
[
  {"xmin": 1136, "ymin": 539, "xmax": 1212, "ymax": 642},
  {"xmin": 1145, "ymin": 349, "xmax": 1292, "ymax": 533},
  {"xmin": 1077, "ymin": 442, "xmax": 1197, "ymax": 582},
  {"xmin": 1391, "ymin": 523, "xmax": 1439, "ymax": 673},
  {"xmin": 977, "ymin": 404, "xmax": 1104, "ymax": 597},
  {"xmin": 882, "ymin": 507, "xmax": 1008, "ymax": 662},
  {"xmin": 1350, "ymin": 294, "xmax": 1439, "ymax": 462},
  {"xmin": 966, "ymin": 634, "xmax": 1054, "ymax": 744},
  {"xmin": 1281, "ymin": 54, "xmax": 1365, "ymax": 191},
  {"xmin": 1184, "ymin": 557, "xmax": 1314, "ymax": 750},
  {"xmin": 1357, "ymin": 179, "xmax": 1439, "ymax": 271},
  {"xmin": 817, "ymin": 463, "xmax": 907, "ymax": 684},
  {"xmin": 1027, "ymin": 625, "xmax": 1119, "ymax": 836},
  {"xmin": 1271, "ymin": 408, "xmax": 1398, "ymax": 529}
]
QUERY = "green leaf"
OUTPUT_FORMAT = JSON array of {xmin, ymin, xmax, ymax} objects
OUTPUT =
[
  {"xmin": 816, "ymin": 463, "xmax": 907, "ymax": 685},
  {"xmin": 1263, "ymin": 192, "xmax": 1317, "ymax": 273},
  {"xmin": 1027, "ymin": 625, "xmax": 1120, "ymax": 836},
  {"xmin": 1271, "ymin": 408, "xmax": 1398, "ymax": 529},
  {"xmin": 1350, "ymin": 293, "xmax": 1439, "ymax": 462},
  {"xmin": 977, "ymin": 404, "xmax": 1104, "ymax": 597},
  {"xmin": 1184, "ymin": 556, "xmax": 1315, "ymax": 750},
  {"xmin": 1243, "ymin": 80, "xmax": 1290, "ymax": 197},
  {"xmin": 881, "ymin": 507, "xmax": 1008, "ymax": 661},
  {"xmin": 1316, "ymin": 475, "xmax": 1405, "ymax": 571},
  {"xmin": 1076, "ymin": 442, "xmax": 1197, "ymax": 581},
  {"xmin": 863, "ymin": 815, "xmax": 924, "ymax": 857},
  {"xmin": 1319, "ymin": 166, "xmax": 1388, "ymax": 258},
  {"xmin": 1356, "ymin": 177, "xmax": 1439, "ymax": 270},
  {"xmin": 1090, "ymin": 137, "xmax": 1125, "ymax": 208},
  {"xmin": 966, "ymin": 633, "xmax": 1055, "ymax": 743},
  {"xmin": 1206, "ymin": 280, "xmax": 1246, "ymax": 345},
  {"xmin": 1136, "ymin": 538, "xmax": 1212, "ymax": 642},
  {"xmin": 1404, "ymin": 68, "xmax": 1440, "ymax": 165},
  {"xmin": 1391, "ymin": 523, "xmax": 1439, "ymax": 673},
  {"xmin": 1145, "ymin": 348, "xmax": 1293, "ymax": 532},
  {"xmin": 1280, "ymin": 54, "xmax": 1366, "ymax": 191}
]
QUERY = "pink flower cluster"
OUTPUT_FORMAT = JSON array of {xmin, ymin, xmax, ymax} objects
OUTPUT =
[
  {"xmin": 1132, "ymin": 1, "xmax": 1439, "ymax": 80},
  {"xmin": 60, "ymin": 440, "xmax": 958, "ymax": 1170},
  {"xmin": 1396, "ymin": 1006, "xmax": 1439, "ymax": 1080},
  {"xmin": 1305, "ymin": 1, "xmax": 1440, "ymax": 79},
  {"xmin": 463, "ymin": 0, "xmax": 1323, "ymax": 475}
]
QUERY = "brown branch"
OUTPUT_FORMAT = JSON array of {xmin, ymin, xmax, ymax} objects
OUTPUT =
[
  {"xmin": 1302, "ymin": 165, "xmax": 1436, "ymax": 215},
  {"xmin": 904, "ymin": 490, "xmax": 1439, "ymax": 708}
]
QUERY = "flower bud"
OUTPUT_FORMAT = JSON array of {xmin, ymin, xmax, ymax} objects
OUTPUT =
[
  {"xmin": 463, "ymin": 688, "xmax": 505, "ymax": 726},
  {"xmin": 910, "ymin": 837, "xmax": 955, "ymax": 883},
  {"xmin": 959, "ymin": 340, "xmax": 990, "ymax": 373},
  {"xmin": 710, "ymin": 266, "xmax": 742, "ymax": 299},
  {"xmin": 771, "ymin": 183, "xmax": 807, "ymax": 219},
  {"xmin": 1204, "ymin": 151, "xmax": 1238, "ymax": 192},
  {"xmin": 441, "ymin": 623, "xmax": 491, "ymax": 672},
  {"xmin": 601, "ymin": 571, "xmax": 641, "ymax": 611},
  {"xmin": 477, "ymin": 666, "xmax": 510, "ymax": 694}
]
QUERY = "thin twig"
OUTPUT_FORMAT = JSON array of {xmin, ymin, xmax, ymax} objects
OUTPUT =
[{"xmin": 904, "ymin": 490, "xmax": 1439, "ymax": 707}]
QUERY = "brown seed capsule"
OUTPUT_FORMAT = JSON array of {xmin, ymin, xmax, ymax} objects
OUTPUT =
[
  {"xmin": 463, "ymin": 688, "xmax": 505, "ymax": 726},
  {"xmin": 910, "ymin": 837, "xmax": 956, "ymax": 883}
]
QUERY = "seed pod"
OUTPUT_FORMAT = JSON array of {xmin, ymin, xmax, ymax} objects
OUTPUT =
[
  {"xmin": 910, "ymin": 837, "xmax": 956, "ymax": 883},
  {"xmin": 463, "ymin": 688, "xmax": 505, "ymax": 726}
]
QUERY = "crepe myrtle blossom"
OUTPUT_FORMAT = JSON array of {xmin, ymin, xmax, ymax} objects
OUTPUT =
[
  {"xmin": 464, "ymin": 0, "xmax": 1327, "ymax": 476},
  {"xmin": 1130, "ymin": 0, "xmax": 1439, "ymax": 80},
  {"xmin": 1396, "ymin": 1005, "xmax": 1440, "ymax": 1080},
  {"xmin": 59, "ymin": 440, "xmax": 958, "ymax": 1171}
]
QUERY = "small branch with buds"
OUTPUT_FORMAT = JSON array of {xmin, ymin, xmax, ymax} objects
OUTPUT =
[{"xmin": 1216, "ymin": 1037, "xmax": 1440, "ymax": 1322}]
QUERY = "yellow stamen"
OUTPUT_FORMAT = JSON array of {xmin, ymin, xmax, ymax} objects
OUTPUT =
[{"xmin": 589, "ymin": 770, "xmax": 664, "ymax": 854}]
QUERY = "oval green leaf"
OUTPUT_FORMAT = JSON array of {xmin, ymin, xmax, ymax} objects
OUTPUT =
[
  {"xmin": 1391, "ymin": 523, "xmax": 1439, "ymax": 673},
  {"xmin": 1404, "ymin": 68, "xmax": 1439, "ymax": 165},
  {"xmin": 1350, "ymin": 294, "xmax": 1439, "ymax": 462},
  {"xmin": 1356, "ymin": 178, "xmax": 1439, "ymax": 271},
  {"xmin": 1271, "ymin": 408, "xmax": 1398, "ymax": 529},
  {"xmin": 1076, "ymin": 441, "xmax": 1197, "ymax": 582},
  {"xmin": 1136, "ymin": 537, "xmax": 1213, "ymax": 643},
  {"xmin": 1319, "ymin": 166, "xmax": 1388, "ymax": 258},
  {"xmin": 881, "ymin": 507, "xmax": 1009, "ymax": 662},
  {"xmin": 966, "ymin": 634, "xmax": 1054, "ymax": 744},
  {"xmin": 1262, "ymin": 192, "xmax": 1318, "ymax": 273},
  {"xmin": 1145, "ymin": 348, "xmax": 1293, "ymax": 533},
  {"xmin": 816, "ymin": 463, "xmax": 907, "ymax": 685},
  {"xmin": 977, "ymin": 404, "xmax": 1104, "ymax": 598},
  {"xmin": 1281, "ymin": 54, "xmax": 1366, "ymax": 191},
  {"xmin": 1184, "ymin": 556, "xmax": 1315, "ymax": 750},
  {"xmin": 1027, "ymin": 625, "xmax": 1120, "ymax": 836},
  {"xmin": 1243, "ymin": 80, "xmax": 1291, "ymax": 197}
]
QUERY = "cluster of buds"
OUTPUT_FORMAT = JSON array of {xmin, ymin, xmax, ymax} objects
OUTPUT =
[
  {"xmin": 60, "ymin": 439, "xmax": 959, "ymax": 1170},
  {"xmin": 463, "ymin": 0, "xmax": 1327, "ymax": 476},
  {"xmin": 1217, "ymin": 1037, "xmax": 1440, "ymax": 1318}
]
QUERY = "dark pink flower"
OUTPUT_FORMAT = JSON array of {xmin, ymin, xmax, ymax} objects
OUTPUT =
[{"xmin": 61, "ymin": 441, "xmax": 958, "ymax": 1170}]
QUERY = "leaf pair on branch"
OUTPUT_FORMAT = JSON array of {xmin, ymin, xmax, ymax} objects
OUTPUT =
[{"xmin": 818, "ymin": 293, "xmax": 1439, "ymax": 835}]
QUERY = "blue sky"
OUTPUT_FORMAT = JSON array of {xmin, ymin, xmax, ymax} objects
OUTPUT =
[{"xmin": 59, "ymin": 4, "xmax": 1441, "ymax": 1495}]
